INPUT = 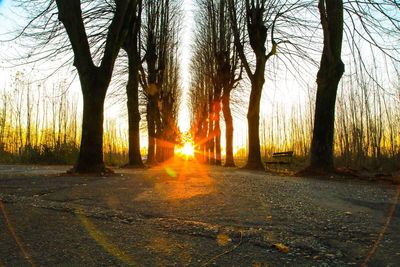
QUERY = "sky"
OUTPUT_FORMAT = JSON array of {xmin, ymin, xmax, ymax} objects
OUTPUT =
[{"xmin": 177, "ymin": 0, "xmax": 195, "ymax": 133}]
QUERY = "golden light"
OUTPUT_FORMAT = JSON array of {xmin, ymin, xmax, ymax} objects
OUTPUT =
[{"xmin": 180, "ymin": 142, "xmax": 195, "ymax": 158}]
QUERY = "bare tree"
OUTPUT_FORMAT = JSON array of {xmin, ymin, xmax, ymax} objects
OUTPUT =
[
  {"xmin": 4, "ymin": 0, "xmax": 136, "ymax": 172},
  {"xmin": 228, "ymin": 0, "xmax": 310, "ymax": 169},
  {"xmin": 306, "ymin": 0, "xmax": 345, "ymax": 173},
  {"xmin": 55, "ymin": 0, "xmax": 135, "ymax": 172},
  {"xmin": 305, "ymin": 0, "xmax": 400, "ymax": 173}
]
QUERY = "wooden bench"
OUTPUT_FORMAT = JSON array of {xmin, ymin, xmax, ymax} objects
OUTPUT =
[{"xmin": 265, "ymin": 151, "xmax": 294, "ymax": 165}]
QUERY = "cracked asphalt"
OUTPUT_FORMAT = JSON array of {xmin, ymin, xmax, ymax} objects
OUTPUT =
[{"xmin": 0, "ymin": 160, "xmax": 399, "ymax": 266}]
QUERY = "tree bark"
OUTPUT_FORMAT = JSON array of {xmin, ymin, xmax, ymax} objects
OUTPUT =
[
  {"xmin": 146, "ymin": 99, "xmax": 157, "ymax": 164},
  {"xmin": 214, "ymin": 100, "xmax": 222, "ymax": 165},
  {"xmin": 222, "ymin": 92, "xmax": 235, "ymax": 167},
  {"xmin": 74, "ymin": 73, "xmax": 108, "ymax": 172},
  {"xmin": 228, "ymin": 1, "xmax": 268, "ymax": 170},
  {"xmin": 145, "ymin": 40, "xmax": 158, "ymax": 164},
  {"xmin": 126, "ymin": 51, "xmax": 144, "ymax": 167},
  {"xmin": 308, "ymin": 0, "xmax": 345, "ymax": 173},
  {"xmin": 245, "ymin": 67, "xmax": 265, "ymax": 170},
  {"xmin": 124, "ymin": 0, "xmax": 144, "ymax": 168}
]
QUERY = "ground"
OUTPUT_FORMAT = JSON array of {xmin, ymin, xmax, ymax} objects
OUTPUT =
[{"xmin": 0, "ymin": 160, "xmax": 399, "ymax": 266}]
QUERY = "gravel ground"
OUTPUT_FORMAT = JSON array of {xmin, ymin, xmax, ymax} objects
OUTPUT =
[{"xmin": 0, "ymin": 161, "xmax": 399, "ymax": 266}]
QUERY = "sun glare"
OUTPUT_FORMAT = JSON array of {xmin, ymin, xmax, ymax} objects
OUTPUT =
[
  {"xmin": 180, "ymin": 142, "xmax": 195, "ymax": 158},
  {"xmin": 181, "ymin": 142, "xmax": 195, "ymax": 157}
]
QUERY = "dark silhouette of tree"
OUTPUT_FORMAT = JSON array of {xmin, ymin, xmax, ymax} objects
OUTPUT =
[
  {"xmin": 55, "ymin": 0, "xmax": 135, "ymax": 173},
  {"xmin": 305, "ymin": 0, "xmax": 400, "ymax": 173},
  {"xmin": 189, "ymin": 0, "xmax": 217, "ymax": 164},
  {"xmin": 123, "ymin": 0, "xmax": 145, "ymax": 168},
  {"xmin": 307, "ymin": 0, "xmax": 345, "ymax": 173}
]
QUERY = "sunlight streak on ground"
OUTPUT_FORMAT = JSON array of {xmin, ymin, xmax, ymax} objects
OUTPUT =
[
  {"xmin": 0, "ymin": 201, "xmax": 36, "ymax": 267},
  {"xmin": 77, "ymin": 209, "xmax": 136, "ymax": 266},
  {"xmin": 361, "ymin": 185, "xmax": 400, "ymax": 266}
]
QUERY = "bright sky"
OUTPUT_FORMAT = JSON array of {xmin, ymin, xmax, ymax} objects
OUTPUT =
[{"xmin": 177, "ymin": 0, "xmax": 195, "ymax": 133}]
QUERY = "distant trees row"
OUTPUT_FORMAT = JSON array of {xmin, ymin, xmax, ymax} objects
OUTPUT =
[
  {"xmin": 0, "ymin": 73, "xmax": 131, "ymax": 165},
  {"xmin": 189, "ymin": 0, "xmax": 242, "ymax": 167},
  {"xmin": 189, "ymin": 0, "xmax": 399, "ymax": 173},
  {"xmin": 0, "ymin": 74, "xmax": 80, "ymax": 163}
]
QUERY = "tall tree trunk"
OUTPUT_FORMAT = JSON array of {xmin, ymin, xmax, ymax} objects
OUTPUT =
[
  {"xmin": 147, "ymin": 98, "xmax": 157, "ymax": 164},
  {"xmin": 123, "ymin": 0, "xmax": 144, "ymax": 168},
  {"xmin": 228, "ymin": 1, "xmax": 269, "ymax": 170},
  {"xmin": 208, "ymin": 115, "xmax": 215, "ymax": 165},
  {"xmin": 74, "ymin": 77, "xmax": 107, "ymax": 172},
  {"xmin": 145, "ymin": 39, "xmax": 158, "ymax": 164},
  {"xmin": 308, "ymin": 0, "xmax": 345, "ymax": 173},
  {"xmin": 126, "ymin": 51, "xmax": 144, "ymax": 167},
  {"xmin": 245, "ymin": 73, "xmax": 264, "ymax": 170},
  {"xmin": 214, "ymin": 107, "xmax": 222, "ymax": 165},
  {"xmin": 222, "ymin": 92, "xmax": 235, "ymax": 167}
]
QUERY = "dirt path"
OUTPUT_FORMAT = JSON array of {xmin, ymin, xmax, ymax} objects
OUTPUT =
[{"xmin": 0, "ymin": 160, "xmax": 399, "ymax": 266}]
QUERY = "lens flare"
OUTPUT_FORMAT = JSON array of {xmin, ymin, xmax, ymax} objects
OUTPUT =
[{"xmin": 180, "ymin": 142, "xmax": 194, "ymax": 158}]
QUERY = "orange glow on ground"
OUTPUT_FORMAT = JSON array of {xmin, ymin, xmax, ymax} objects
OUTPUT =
[{"xmin": 135, "ymin": 157, "xmax": 214, "ymax": 201}]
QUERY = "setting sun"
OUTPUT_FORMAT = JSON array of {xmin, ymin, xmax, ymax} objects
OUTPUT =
[{"xmin": 180, "ymin": 142, "xmax": 195, "ymax": 158}]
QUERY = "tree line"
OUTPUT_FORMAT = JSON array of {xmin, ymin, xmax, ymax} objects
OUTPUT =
[{"xmin": 189, "ymin": 0, "xmax": 399, "ymax": 173}]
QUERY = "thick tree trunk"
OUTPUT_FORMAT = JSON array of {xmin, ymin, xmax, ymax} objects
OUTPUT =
[
  {"xmin": 222, "ymin": 92, "xmax": 235, "ymax": 167},
  {"xmin": 123, "ymin": 0, "xmax": 143, "ymax": 168},
  {"xmin": 156, "ymin": 138, "xmax": 165, "ymax": 162},
  {"xmin": 146, "ymin": 100, "xmax": 157, "ymax": 164},
  {"xmin": 245, "ymin": 66, "xmax": 265, "ymax": 170},
  {"xmin": 126, "ymin": 52, "xmax": 144, "ymax": 167},
  {"xmin": 74, "ymin": 82, "xmax": 107, "ymax": 173},
  {"xmin": 307, "ymin": 0, "xmax": 345, "ymax": 173},
  {"xmin": 309, "ymin": 62, "xmax": 344, "ymax": 171}
]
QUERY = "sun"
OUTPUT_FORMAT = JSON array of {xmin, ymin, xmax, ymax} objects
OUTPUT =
[{"xmin": 180, "ymin": 142, "xmax": 195, "ymax": 158}]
